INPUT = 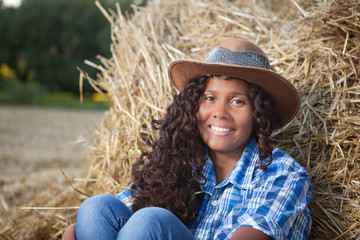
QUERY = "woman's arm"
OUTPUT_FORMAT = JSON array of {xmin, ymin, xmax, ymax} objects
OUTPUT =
[
  {"xmin": 62, "ymin": 223, "xmax": 76, "ymax": 240},
  {"xmin": 230, "ymin": 226, "xmax": 272, "ymax": 240}
]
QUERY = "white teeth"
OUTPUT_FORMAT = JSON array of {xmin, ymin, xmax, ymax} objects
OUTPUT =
[{"xmin": 210, "ymin": 126, "xmax": 233, "ymax": 132}]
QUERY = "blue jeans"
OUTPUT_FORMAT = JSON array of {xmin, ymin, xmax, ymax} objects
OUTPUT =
[{"xmin": 75, "ymin": 194, "xmax": 195, "ymax": 240}]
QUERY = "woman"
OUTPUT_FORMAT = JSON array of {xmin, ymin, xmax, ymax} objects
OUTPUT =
[{"xmin": 63, "ymin": 37, "xmax": 312, "ymax": 240}]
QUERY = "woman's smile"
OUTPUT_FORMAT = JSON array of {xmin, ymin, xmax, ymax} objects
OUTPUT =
[{"xmin": 209, "ymin": 125, "xmax": 235, "ymax": 134}]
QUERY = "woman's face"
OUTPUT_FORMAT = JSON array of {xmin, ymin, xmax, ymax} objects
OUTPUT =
[{"xmin": 196, "ymin": 76, "xmax": 253, "ymax": 160}]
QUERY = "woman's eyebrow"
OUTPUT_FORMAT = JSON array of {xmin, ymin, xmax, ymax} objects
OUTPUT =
[
  {"xmin": 231, "ymin": 92, "xmax": 248, "ymax": 97},
  {"xmin": 204, "ymin": 90, "xmax": 248, "ymax": 96}
]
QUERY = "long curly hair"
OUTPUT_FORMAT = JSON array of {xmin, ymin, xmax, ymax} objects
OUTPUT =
[
  {"xmin": 130, "ymin": 75, "xmax": 281, "ymax": 223},
  {"xmin": 130, "ymin": 76, "xmax": 208, "ymax": 223},
  {"xmin": 248, "ymin": 82, "xmax": 282, "ymax": 169}
]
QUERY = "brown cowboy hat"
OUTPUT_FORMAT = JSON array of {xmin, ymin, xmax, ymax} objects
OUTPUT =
[{"xmin": 168, "ymin": 37, "xmax": 300, "ymax": 129}]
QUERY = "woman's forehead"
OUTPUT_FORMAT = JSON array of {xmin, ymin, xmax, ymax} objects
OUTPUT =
[{"xmin": 205, "ymin": 75, "xmax": 250, "ymax": 91}]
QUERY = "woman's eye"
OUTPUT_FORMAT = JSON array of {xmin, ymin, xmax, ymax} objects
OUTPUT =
[
  {"xmin": 204, "ymin": 96, "xmax": 215, "ymax": 101},
  {"xmin": 232, "ymin": 99, "xmax": 243, "ymax": 104}
]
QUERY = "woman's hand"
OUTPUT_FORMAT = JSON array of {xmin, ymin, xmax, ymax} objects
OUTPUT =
[
  {"xmin": 62, "ymin": 223, "xmax": 76, "ymax": 240},
  {"xmin": 230, "ymin": 226, "xmax": 272, "ymax": 240}
]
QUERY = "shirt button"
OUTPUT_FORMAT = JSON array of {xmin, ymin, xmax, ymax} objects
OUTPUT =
[
  {"xmin": 211, "ymin": 200, "xmax": 218, "ymax": 206},
  {"xmin": 198, "ymin": 233, "xmax": 204, "ymax": 239}
]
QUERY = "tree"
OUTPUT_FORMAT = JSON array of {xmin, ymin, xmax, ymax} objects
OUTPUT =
[
  {"xmin": 0, "ymin": 0, "xmax": 147, "ymax": 93},
  {"xmin": 21, "ymin": 0, "xmax": 114, "ymax": 92}
]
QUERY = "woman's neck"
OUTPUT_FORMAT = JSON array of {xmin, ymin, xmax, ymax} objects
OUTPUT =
[{"xmin": 209, "ymin": 149, "xmax": 244, "ymax": 184}]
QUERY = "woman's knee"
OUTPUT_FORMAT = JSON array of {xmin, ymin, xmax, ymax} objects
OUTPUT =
[
  {"xmin": 119, "ymin": 207, "xmax": 176, "ymax": 233},
  {"xmin": 76, "ymin": 194, "xmax": 132, "ymax": 231},
  {"xmin": 118, "ymin": 207, "xmax": 192, "ymax": 240},
  {"xmin": 132, "ymin": 207, "xmax": 176, "ymax": 224},
  {"xmin": 78, "ymin": 194, "xmax": 131, "ymax": 219},
  {"xmin": 75, "ymin": 194, "xmax": 132, "ymax": 238},
  {"xmin": 77, "ymin": 194, "xmax": 118, "ymax": 221}
]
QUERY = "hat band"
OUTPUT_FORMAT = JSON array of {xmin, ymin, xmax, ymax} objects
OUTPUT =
[{"xmin": 204, "ymin": 46, "xmax": 270, "ymax": 70}]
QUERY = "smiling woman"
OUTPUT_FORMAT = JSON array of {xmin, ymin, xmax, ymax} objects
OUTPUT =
[{"xmin": 62, "ymin": 37, "xmax": 312, "ymax": 240}]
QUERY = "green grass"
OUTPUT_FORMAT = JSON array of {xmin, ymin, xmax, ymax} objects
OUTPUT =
[
  {"xmin": 0, "ymin": 90, "xmax": 110, "ymax": 110},
  {"xmin": 40, "ymin": 92, "xmax": 109, "ymax": 110},
  {"xmin": 0, "ymin": 91, "xmax": 6, "ymax": 103}
]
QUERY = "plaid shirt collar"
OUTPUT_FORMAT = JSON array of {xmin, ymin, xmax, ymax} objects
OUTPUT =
[{"xmin": 201, "ymin": 138, "xmax": 259, "ymax": 194}]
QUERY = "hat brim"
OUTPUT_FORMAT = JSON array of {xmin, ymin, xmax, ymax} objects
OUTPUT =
[{"xmin": 168, "ymin": 59, "xmax": 300, "ymax": 130}]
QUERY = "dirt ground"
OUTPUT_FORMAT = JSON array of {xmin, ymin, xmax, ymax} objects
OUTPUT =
[{"xmin": 0, "ymin": 105, "xmax": 105, "ymax": 223}]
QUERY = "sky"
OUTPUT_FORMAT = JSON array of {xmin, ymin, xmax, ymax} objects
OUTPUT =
[{"xmin": 3, "ymin": 0, "xmax": 21, "ymax": 7}]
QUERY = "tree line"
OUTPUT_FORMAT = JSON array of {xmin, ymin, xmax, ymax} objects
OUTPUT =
[{"xmin": 0, "ymin": 0, "xmax": 146, "ymax": 94}]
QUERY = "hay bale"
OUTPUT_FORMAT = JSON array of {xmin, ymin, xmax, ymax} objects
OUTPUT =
[
  {"xmin": 1, "ymin": 0, "xmax": 359, "ymax": 239},
  {"xmin": 83, "ymin": 0, "xmax": 360, "ymax": 238}
]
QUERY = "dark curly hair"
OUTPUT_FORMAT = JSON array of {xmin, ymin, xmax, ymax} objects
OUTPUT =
[
  {"xmin": 130, "ymin": 75, "xmax": 281, "ymax": 223},
  {"xmin": 248, "ymin": 82, "xmax": 282, "ymax": 169},
  {"xmin": 130, "ymin": 76, "xmax": 208, "ymax": 223}
]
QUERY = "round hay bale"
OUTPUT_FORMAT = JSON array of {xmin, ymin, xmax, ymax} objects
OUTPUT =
[
  {"xmin": 84, "ymin": 0, "xmax": 360, "ymax": 238},
  {"xmin": 1, "ymin": 0, "xmax": 358, "ymax": 239}
]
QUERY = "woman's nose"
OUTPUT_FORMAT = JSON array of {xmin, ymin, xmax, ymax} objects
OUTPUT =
[{"xmin": 213, "ymin": 102, "xmax": 231, "ymax": 119}]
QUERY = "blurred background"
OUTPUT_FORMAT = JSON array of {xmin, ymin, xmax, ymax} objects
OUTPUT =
[
  {"xmin": 0, "ymin": 0, "xmax": 147, "ymax": 225},
  {"xmin": 0, "ymin": 0, "xmax": 147, "ymax": 108}
]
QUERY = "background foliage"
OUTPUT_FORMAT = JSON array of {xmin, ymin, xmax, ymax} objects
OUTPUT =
[{"xmin": 0, "ymin": 0, "xmax": 147, "ymax": 99}]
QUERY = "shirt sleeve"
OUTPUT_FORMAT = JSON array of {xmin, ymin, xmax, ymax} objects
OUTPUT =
[
  {"xmin": 236, "ymin": 169, "xmax": 312, "ymax": 240},
  {"xmin": 116, "ymin": 186, "xmax": 134, "ymax": 210}
]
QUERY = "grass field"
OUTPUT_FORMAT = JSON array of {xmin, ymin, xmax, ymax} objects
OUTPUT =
[
  {"xmin": 0, "ymin": 89, "xmax": 110, "ymax": 110},
  {"xmin": 0, "ymin": 105, "xmax": 105, "ymax": 221}
]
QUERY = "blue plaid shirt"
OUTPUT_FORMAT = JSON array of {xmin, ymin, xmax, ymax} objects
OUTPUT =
[{"xmin": 117, "ymin": 138, "xmax": 312, "ymax": 240}]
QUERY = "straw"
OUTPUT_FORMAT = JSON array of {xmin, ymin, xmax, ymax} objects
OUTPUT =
[{"xmin": 1, "ymin": 0, "xmax": 359, "ymax": 239}]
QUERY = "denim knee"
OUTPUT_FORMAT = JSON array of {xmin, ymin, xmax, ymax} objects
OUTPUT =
[
  {"xmin": 75, "ymin": 194, "xmax": 132, "ymax": 240},
  {"xmin": 132, "ymin": 207, "xmax": 176, "ymax": 224},
  {"xmin": 118, "ymin": 207, "xmax": 194, "ymax": 240},
  {"xmin": 77, "ymin": 194, "xmax": 131, "ymax": 224}
]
